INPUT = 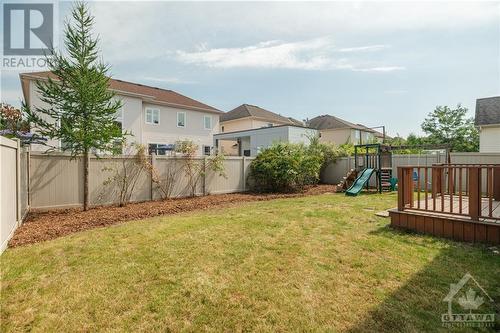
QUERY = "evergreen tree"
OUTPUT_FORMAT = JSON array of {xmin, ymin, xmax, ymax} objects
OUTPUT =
[{"xmin": 24, "ymin": 2, "xmax": 124, "ymax": 210}]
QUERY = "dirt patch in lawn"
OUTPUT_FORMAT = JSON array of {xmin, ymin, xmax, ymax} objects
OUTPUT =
[{"xmin": 9, "ymin": 185, "xmax": 337, "ymax": 248}]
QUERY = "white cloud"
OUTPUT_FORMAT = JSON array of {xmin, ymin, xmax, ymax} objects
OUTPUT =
[
  {"xmin": 176, "ymin": 38, "xmax": 403, "ymax": 72},
  {"xmin": 176, "ymin": 38, "xmax": 335, "ymax": 70},
  {"xmin": 353, "ymin": 66, "xmax": 406, "ymax": 72},
  {"xmin": 339, "ymin": 45, "xmax": 389, "ymax": 53},
  {"xmin": 86, "ymin": 2, "xmax": 499, "ymax": 65}
]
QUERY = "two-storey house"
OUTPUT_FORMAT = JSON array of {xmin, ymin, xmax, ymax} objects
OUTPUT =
[{"xmin": 20, "ymin": 71, "xmax": 221, "ymax": 156}]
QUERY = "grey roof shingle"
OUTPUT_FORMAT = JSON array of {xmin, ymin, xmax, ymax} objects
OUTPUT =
[
  {"xmin": 220, "ymin": 104, "xmax": 294, "ymax": 124},
  {"xmin": 307, "ymin": 115, "xmax": 373, "ymax": 131},
  {"xmin": 475, "ymin": 96, "xmax": 500, "ymax": 126}
]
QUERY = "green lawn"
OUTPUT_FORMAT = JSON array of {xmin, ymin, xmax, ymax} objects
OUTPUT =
[{"xmin": 1, "ymin": 193, "xmax": 498, "ymax": 332}]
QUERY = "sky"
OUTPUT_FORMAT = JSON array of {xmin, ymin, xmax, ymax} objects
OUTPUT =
[{"xmin": 1, "ymin": 1, "xmax": 499, "ymax": 137}]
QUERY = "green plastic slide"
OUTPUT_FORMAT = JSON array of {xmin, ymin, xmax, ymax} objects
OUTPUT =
[{"xmin": 345, "ymin": 168, "xmax": 375, "ymax": 196}]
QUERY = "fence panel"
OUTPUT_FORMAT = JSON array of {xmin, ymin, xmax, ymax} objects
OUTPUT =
[
  {"xmin": 90, "ymin": 156, "xmax": 152, "ymax": 205},
  {"xmin": 153, "ymin": 157, "xmax": 199, "ymax": 199},
  {"xmin": 0, "ymin": 138, "xmax": 30, "ymax": 253},
  {"xmin": 206, "ymin": 157, "xmax": 247, "ymax": 194},
  {"xmin": 320, "ymin": 157, "xmax": 352, "ymax": 184},
  {"xmin": 30, "ymin": 153, "xmax": 83, "ymax": 209}
]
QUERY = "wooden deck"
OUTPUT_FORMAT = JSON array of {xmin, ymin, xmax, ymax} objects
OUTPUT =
[
  {"xmin": 406, "ymin": 195, "xmax": 500, "ymax": 223},
  {"xmin": 390, "ymin": 164, "xmax": 500, "ymax": 245}
]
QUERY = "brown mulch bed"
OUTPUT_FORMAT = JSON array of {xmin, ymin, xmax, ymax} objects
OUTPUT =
[{"xmin": 9, "ymin": 185, "xmax": 338, "ymax": 248}]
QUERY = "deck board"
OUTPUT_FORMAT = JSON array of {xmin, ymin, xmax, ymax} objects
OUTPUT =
[{"xmin": 406, "ymin": 194, "xmax": 500, "ymax": 223}]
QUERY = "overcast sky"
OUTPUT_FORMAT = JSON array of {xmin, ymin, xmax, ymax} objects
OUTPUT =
[{"xmin": 1, "ymin": 1, "xmax": 499, "ymax": 137}]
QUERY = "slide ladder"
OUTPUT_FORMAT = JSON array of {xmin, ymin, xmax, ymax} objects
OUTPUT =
[{"xmin": 345, "ymin": 168, "xmax": 375, "ymax": 196}]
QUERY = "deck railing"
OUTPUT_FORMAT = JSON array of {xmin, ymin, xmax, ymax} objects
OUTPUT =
[{"xmin": 397, "ymin": 164, "xmax": 500, "ymax": 221}]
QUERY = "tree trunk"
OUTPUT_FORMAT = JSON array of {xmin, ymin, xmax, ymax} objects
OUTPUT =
[{"xmin": 83, "ymin": 149, "xmax": 89, "ymax": 211}]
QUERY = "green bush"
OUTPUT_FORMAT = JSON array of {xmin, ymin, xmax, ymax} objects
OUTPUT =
[{"xmin": 249, "ymin": 142, "xmax": 324, "ymax": 192}]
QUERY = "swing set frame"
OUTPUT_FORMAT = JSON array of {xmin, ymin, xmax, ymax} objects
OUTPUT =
[{"xmin": 353, "ymin": 143, "xmax": 451, "ymax": 193}]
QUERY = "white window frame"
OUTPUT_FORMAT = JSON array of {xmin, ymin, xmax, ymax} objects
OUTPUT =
[
  {"xmin": 204, "ymin": 115, "xmax": 212, "ymax": 130},
  {"xmin": 203, "ymin": 145, "xmax": 211, "ymax": 156},
  {"xmin": 177, "ymin": 111, "xmax": 186, "ymax": 128},
  {"xmin": 145, "ymin": 108, "xmax": 160, "ymax": 125}
]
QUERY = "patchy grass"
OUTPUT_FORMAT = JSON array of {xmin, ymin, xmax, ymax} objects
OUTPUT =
[{"xmin": 1, "ymin": 193, "xmax": 498, "ymax": 332}]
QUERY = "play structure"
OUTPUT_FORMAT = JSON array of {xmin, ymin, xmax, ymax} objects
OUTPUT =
[
  {"xmin": 345, "ymin": 143, "xmax": 450, "ymax": 196},
  {"xmin": 345, "ymin": 144, "xmax": 392, "ymax": 196}
]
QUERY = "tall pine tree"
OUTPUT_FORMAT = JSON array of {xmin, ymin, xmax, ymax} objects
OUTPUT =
[{"xmin": 24, "ymin": 2, "xmax": 123, "ymax": 210}]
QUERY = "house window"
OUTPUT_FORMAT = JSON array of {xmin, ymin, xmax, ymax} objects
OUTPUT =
[
  {"xmin": 355, "ymin": 130, "xmax": 360, "ymax": 143},
  {"xmin": 112, "ymin": 108, "xmax": 124, "ymax": 153},
  {"xmin": 145, "ymin": 108, "xmax": 159, "ymax": 125},
  {"xmin": 204, "ymin": 115, "xmax": 212, "ymax": 130},
  {"xmin": 203, "ymin": 145, "xmax": 211, "ymax": 156},
  {"xmin": 148, "ymin": 143, "xmax": 174, "ymax": 156},
  {"xmin": 177, "ymin": 112, "xmax": 186, "ymax": 128},
  {"xmin": 221, "ymin": 126, "xmax": 224, "ymax": 132}
]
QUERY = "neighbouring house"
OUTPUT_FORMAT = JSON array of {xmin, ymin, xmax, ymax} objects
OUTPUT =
[
  {"xmin": 214, "ymin": 125, "xmax": 318, "ymax": 157},
  {"xmin": 219, "ymin": 104, "xmax": 299, "ymax": 155},
  {"xmin": 20, "ymin": 71, "xmax": 221, "ymax": 156},
  {"xmin": 307, "ymin": 114, "xmax": 378, "ymax": 145},
  {"xmin": 475, "ymin": 96, "xmax": 500, "ymax": 153}
]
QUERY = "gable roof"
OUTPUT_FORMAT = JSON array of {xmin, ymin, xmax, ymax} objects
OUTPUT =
[
  {"xmin": 475, "ymin": 96, "xmax": 500, "ymax": 126},
  {"xmin": 220, "ymin": 104, "xmax": 294, "ymax": 124},
  {"xmin": 307, "ymin": 114, "xmax": 373, "ymax": 131},
  {"xmin": 288, "ymin": 117, "xmax": 304, "ymax": 126},
  {"xmin": 20, "ymin": 71, "xmax": 221, "ymax": 114}
]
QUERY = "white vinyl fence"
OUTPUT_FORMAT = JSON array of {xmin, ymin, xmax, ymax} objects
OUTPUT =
[
  {"xmin": 29, "ymin": 153, "xmax": 254, "ymax": 210},
  {"xmin": 0, "ymin": 137, "xmax": 29, "ymax": 253}
]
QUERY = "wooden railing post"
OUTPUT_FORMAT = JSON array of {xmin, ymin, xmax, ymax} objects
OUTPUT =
[
  {"xmin": 398, "ymin": 167, "xmax": 404, "ymax": 211},
  {"xmin": 398, "ymin": 167, "xmax": 414, "ymax": 210},
  {"xmin": 405, "ymin": 168, "xmax": 414, "ymax": 207},
  {"xmin": 468, "ymin": 167, "xmax": 481, "ymax": 221},
  {"xmin": 432, "ymin": 165, "xmax": 442, "ymax": 197},
  {"xmin": 494, "ymin": 167, "xmax": 500, "ymax": 201}
]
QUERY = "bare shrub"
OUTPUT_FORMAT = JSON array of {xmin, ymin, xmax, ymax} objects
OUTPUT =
[
  {"xmin": 174, "ymin": 140, "xmax": 226, "ymax": 197},
  {"xmin": 100, "ymin": 143, "xmax": 151, "ymax": 206}
]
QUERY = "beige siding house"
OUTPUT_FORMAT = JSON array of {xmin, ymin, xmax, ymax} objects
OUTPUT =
[
  {"xmin": 20, "ymin": 71, "xmax": 221, "ymax": 156},
  {"xmin": 307, "ymin": 114, "xmax": 378, "ymax": 145},
  {"xmin": 475, "ymin": 96, "xmax": 500, "ymax": 153},
  {"xmin": 219, "ymin": 104, "xmax": 302, "ymax": 155}
]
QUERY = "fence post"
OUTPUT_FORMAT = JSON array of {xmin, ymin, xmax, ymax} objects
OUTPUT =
[
  {"xmin": 27, "ymin": 149, "xmax": 31, "ymax": 208},
  {"xmin": 15, "ymin": 139, "xmax": 21, "ymax": 225},
  {"xmin": 150, "ymin": 153, "xmax": 156, "ymax": 201},
  {"xmin": 242, "ymin": 156, "xmax": 246, "ymax": 191},
  {"xmin": 203, "ymin": 157, "xmax": 207, "ymax": 196},
  {"xmin": 468, "ymin": 167, "xmax": 481, "ymax": 221}
]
